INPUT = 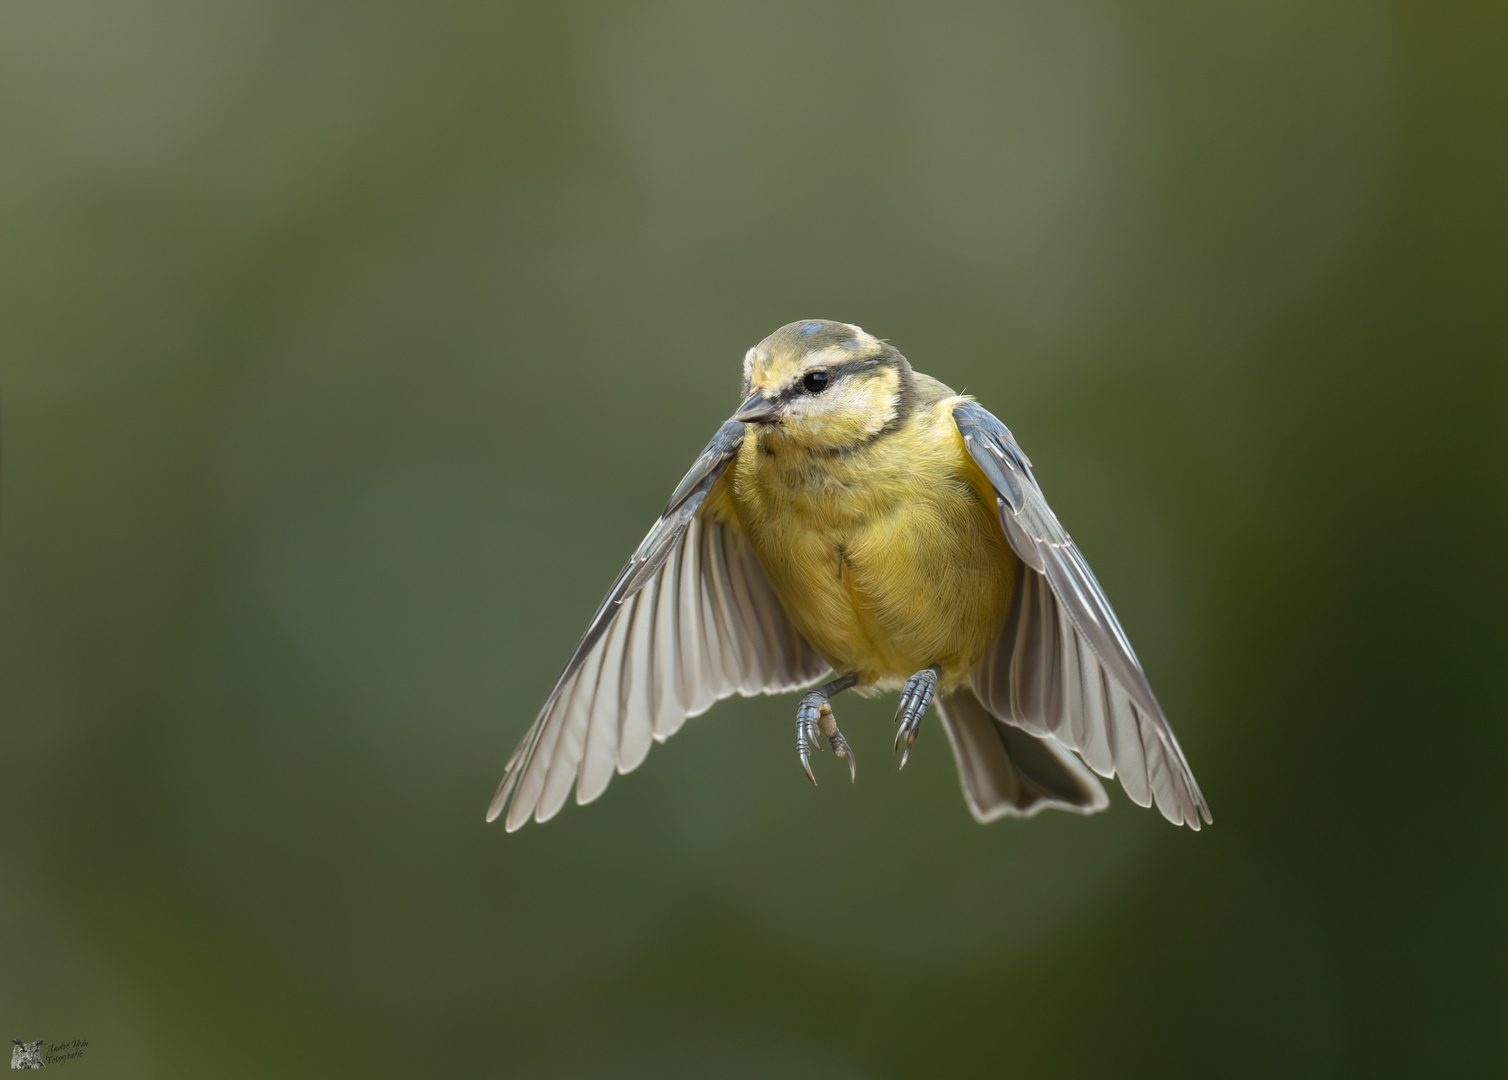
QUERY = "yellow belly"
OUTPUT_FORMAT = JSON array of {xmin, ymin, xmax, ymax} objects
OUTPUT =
[{"xmin": 724, "ymin": 403, "xmax": 1017, "ymax": 692}]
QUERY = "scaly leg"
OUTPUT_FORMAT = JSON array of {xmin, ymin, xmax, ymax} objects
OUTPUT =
[
  {"xmin": 893, "ymin": 665, "xmax": 941, "ymax": 769},
  {"xmin": 796, "ymin": 673, "xmax": 859, "ymax": 785}
]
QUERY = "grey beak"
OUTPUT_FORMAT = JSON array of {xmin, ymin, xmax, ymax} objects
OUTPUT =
[{"xmin": 732, "ymin": 390, "xmax": 782, "ymax": 424}]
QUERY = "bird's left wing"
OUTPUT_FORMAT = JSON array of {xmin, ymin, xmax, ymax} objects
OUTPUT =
[
  {"xmin": 953, "ymin": 399, "xmax": 1212, "ymax": 828},
  {"xmin": 487, "ymin": 420, "xmax": 830, "ymax": 830}
]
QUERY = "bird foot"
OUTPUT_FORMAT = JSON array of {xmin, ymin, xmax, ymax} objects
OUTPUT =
[
  {"xmin": 893, "ymin": 665, "xmax": 940, "ymax": 769},
  {"xmin": 796, "ymin": 689, "xmax": 857, "ymax": 785}
]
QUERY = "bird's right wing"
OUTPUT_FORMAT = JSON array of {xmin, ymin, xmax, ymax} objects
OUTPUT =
[
  {"xmin": 487, "ymin": 420, "xmax": 829, "ymax": 831},
  {"xmin": 953, "ymin": 399, "xmax": 1211, "ymax": 829}
]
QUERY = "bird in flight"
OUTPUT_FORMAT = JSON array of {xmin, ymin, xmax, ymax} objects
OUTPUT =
[{"xmin": 487, "ymin": 321, "xmax": 1210, "ymax": 831}]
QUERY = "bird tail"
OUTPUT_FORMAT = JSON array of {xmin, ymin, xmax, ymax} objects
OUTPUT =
[{"xmin": 934, "ymin": 685, "xmax": 1110, "ymax": 823}]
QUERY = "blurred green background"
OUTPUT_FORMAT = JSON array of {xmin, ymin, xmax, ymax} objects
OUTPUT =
[{"xmin": 2, "ymin": 2, "xmax": 1504, "ymax": 1076}]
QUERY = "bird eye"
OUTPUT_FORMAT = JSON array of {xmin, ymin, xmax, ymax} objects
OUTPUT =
[{"xmin": 802, "ymin": 370, "xmax": 830, "ymax": 394}]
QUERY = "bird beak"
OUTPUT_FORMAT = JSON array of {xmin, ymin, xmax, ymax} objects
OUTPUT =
[{"xmin": 733, "ymin": 390, "xmax": 782, "ymax": 424}]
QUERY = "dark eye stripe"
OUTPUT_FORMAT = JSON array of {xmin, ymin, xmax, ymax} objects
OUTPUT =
[
  {"xmin": 774, "ymin": 353, "xmax": 896, "ymax": 403},
  {"xmin": 785, "ymin": 354, "xmax": 887, "ymax": 397}
]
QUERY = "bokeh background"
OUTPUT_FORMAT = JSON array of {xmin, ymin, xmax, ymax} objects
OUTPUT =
[{"xmin": 2, "ymin": 2, "xmax": 1505, "ymax": 1076}]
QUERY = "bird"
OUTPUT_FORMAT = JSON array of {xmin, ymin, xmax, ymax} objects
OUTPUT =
[{"xmin": 486, "ymin": 320, "xmax": 1210, "ymax": 832}]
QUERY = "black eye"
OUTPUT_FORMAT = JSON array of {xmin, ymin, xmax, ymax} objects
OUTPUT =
[{"xmin": 802, "ymin": 370, "xmax": 830, "ymax": 394}]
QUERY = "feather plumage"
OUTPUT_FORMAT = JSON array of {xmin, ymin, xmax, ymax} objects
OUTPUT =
[
  {"xmin": 488, "ymin": 320, "xmax": 1209, "ymax": 833},
  {"xmin": 487, "ymin": 424, "xmax": 829, "ymax": 830},
  {"xmin": 954, "ymin": 399, "xmax": 1211, "ymax": 828}
]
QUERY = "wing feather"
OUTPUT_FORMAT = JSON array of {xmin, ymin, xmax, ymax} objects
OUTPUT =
[
  {"xmin": 701, "ymin": 521, "xmax": 742, "ymax": 688},
  {"xmin": 721, "ymin": 527, "xmax": 766, "ymax": 691},
  {"xmin": 725, "ymin": 529, "xmax": 778, "ymax": 686},
  {"xmin": 487, "ymin": 421, "xmax": 830, "ymax": 828},
  {"xmin": 504, "ymin": 656, "xmax": 581, "ymax": 828},
  {"xmin": 954, "ymin": 399, "xmax": 1211, "ymax": 829},
  {"xmin": 650, "ymin": 547, "xmax": 682, "ymax": 738},
  {"xmin": 577, "ymin": 590, "xmax": 632, "ymax": 805},
  {"xmin": 535, "ymin": 623, "xmax": 606, "ymax": 823},
  {"xmin": 669, "ymin": 533, "xmax": 701, "ymax": 726},
  {"xmin": 1105, "ymin": 673, "xmax": 1150, "ymax": 807},
  {"xmin": 618, "ymin": 576, "xmax": 658, "ymax": 774}
]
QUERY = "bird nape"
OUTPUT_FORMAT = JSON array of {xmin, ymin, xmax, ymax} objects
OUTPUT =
[{"xmin": 487, "ymin": 320, "xmax": 1210, "ymax": 832}]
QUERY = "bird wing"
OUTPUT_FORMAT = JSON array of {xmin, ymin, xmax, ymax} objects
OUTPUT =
[
  {"xmin": 952, "ymin": 399, "xmax": 1212, "ymax": 828},
  {"xmin": 487, "ymin": 419, "xmax": 830, "ymax": 830}
]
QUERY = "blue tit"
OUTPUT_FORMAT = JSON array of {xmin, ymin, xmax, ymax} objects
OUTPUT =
[{"xmin": 488, "ymin": 320, "xmax": 1210, "ymax": 831}]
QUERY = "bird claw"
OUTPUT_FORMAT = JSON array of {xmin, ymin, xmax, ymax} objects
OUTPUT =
[
  {"xmin": 796, "ymin": 689, "xmax": 857, "ymax": 784},
  {"xmin": 829, "ymin": 728, "xmax": 857, "ymax": 783},
  {"xmin": 893, "ymin": 666, "xmax": 940, "ymax": 769},
  {"xmin": 796, "ymin": 694, "xmax": 824, "ymax": 786}
]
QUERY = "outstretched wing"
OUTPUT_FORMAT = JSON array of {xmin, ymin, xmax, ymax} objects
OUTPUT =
[
  {"xmin": 487, "ymin": 420, "xmax": 829, "ymax": 830},
  {"xmin": 953, "ymin": 400, "xmax": 1212, "ymax": 829}
]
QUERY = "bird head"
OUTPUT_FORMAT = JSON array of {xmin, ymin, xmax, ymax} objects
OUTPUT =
[{"xmin": 734, "ymin": 320, "xmax": 916, "ymax": 452}]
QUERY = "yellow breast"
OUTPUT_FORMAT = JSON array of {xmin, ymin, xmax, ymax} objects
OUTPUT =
[{"xmin": 720, "ymin": 398, "xmax": 1017, "ymax": 692}]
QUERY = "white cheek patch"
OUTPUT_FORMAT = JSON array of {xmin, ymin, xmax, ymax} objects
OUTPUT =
[
  {"xmin": 858, "ymin": 374, "xmax": 899, "ymax": 430},
  {"xmin": 788, "ymin": 377, "xmax": 894, "ymax": 441}
]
